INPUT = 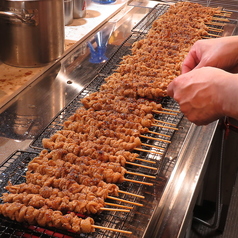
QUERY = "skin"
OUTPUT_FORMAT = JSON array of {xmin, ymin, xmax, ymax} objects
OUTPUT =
[
  {"xmin": 182, "ymin": 36, "xmax": 238, "ymax": 74},
  {"xmin": 167, "ymin": 36, "xmax": 238, "ymax": 125}
]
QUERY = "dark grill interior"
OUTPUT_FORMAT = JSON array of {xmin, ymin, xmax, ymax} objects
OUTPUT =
[{"xmin": 0, "ymin": 2, "xmax": 233, "ymax": 238}]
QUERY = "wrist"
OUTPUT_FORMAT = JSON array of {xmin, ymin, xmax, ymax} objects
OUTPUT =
[{"xmin": 220, "ymin": 74, "xmax": 238, "ymax": 120}]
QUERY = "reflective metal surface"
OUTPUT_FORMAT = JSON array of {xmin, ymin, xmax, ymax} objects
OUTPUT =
[{"xmin": 145, "ymin": 120, "xmax": 219, "ymax": 238}]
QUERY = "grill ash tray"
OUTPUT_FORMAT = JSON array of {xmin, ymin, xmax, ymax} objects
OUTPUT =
[{"xmin": 0, "ymin": 150, "xmax": 169, "ymax": 238}]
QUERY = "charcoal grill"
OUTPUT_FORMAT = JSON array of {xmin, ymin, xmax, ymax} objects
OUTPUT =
[{"xmin": 0, "ymin": 1, "xmax": 238, "ymax": 238}]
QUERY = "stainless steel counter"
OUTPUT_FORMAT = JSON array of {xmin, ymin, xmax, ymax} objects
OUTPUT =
[
  {"xmin": 0, "ymin": 0, "xmax": 129, "ymax": 106},
  {"xmin": 0, "ymin": 1, "xmax": 238, "ymax": 238}
]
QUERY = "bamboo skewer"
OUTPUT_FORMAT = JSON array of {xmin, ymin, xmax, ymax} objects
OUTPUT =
[
  {"xmin": 219, "ymin": 12, "xmax": 232, "ymax": 17},
  {"xmin": 123, "ymin": 178, "xmax": 153, "ymax": 186},
  {"xmin": 105, "ymin": 202, "xmax": 133, "ymax": 210},
  {"xmin": 208, "ymin": 33, "xmax": 221, "ymax": 37},
  {"xmin": 221, "ymin": 10, "xmax": 231, "ymax": 13},
  {"xmin": 126, "ymin": 161, "xmax": 157, "ymax": 170},
  {"xmin": 154, "ymin": 119, "xmax": 176, "ymax": 127},
  {"xmin": 212, "ymin": 17, "xmax": 229, "ymax": 22},
  {"xmin": 151, "ymin": 123, "xmax": 178, "ymax": 131},
  {"xmin": 126, "ymin": 171, "xmax": 156, "ymax": 179},
  {"xmin": 134, "ymin": 148, "xmax": 163, "ymax": 155},
  {"xmin": 140, "ymin": 134, "xmax": 170, "ymax": 143},
  {"xmin": 142, "ymin": 131, "xmax": 170, "ymax": 138},
  {"xmin": 152, "ymin": 110, "xmax": 177, "ymax": 116},
  {"xmin": 108, "ymin": 195, "xmax": 144, "ymax": 206},
  {"xmin": 208, "ymin": 22, "xmax": 225, "ymax": 26},
  {"xmin": 118, "ymin": 190, "xmax": 145, "ymax": 198},
  {"xmin": 100, "ymin": 207, "xmax": 130, "ymax": 212},
  {"xmin": 162, "ymin": 108, "xmax": 180, "ymax": 113},
  {"xmin": 148, "ymin": 130, "xmax": 171, "ymax": 137},
  {"xmin": 141, "ymin": 142, "xmax": 165, "ymax": 150},
  {"xmin": 92, "ymin": 225, "xmax": 132, "ymax": 234},
  {"xmin": 135, "ymin": 157, "xmax": 156, "ymax": 164},
  {"xmin": 142, "ymin": 135, "xmax": 170, "ymax": 143},
  {"xmin": 0, "ymin": 198, "xmax": 133, "ymax": 211},
  {"xmin": 208, "ymin": 27, "xmax": 223, "ymax": 32},
  {"xmin": 141, "ymin": 142, "xmax": 164, "ymax": 150}
]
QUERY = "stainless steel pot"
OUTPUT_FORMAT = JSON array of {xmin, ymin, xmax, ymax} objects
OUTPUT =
[
  {"xmin": 0, "ymin": 0, "xmax": 65, "ymax": 67},
  {"xmin": 64, "ymin": 0, "xmax": 73, "ymax": 25},
  {"xmin": 73, "ymin": 0, "xmax": 86, "ymax": 19}
]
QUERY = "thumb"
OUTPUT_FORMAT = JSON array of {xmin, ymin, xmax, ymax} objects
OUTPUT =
[{"xmin": 167, "ymin": 82, "xmax": 174, "ymax": 97}]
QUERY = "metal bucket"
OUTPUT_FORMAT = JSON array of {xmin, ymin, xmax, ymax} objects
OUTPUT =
[
  {"xmin": 73, "ymin": 0, "xmax": 86, "ymax": 19},
  {"xmin": 0, "ymin": 0, "xmax": 65, "ymax": 67},
  {"xmin": 64, "ymin": 0, "xmax": 73, "ymax": 25}
]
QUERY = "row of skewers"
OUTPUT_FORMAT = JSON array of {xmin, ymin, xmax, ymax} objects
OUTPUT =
[
  {"xmin": 0, "ymin": 1, "xmax": 231, "ymax": 236},
  {"xmin": 0, "ymin": 93, "xmax": 178, "ymax": 234}
]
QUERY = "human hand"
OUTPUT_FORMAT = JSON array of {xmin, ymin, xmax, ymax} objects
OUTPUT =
[
  {"xmin": 167, "ymin": 67, "xmax": 238, "ymax": 125},
  {"xmin": 182, "ymin": 36, "xmax": 238, "ymax": 74}
]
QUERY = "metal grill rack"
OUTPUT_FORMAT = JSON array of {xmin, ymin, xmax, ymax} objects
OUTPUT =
[{"xmin": 131, "ymin": 3, "xmax": 170, "ymax": 34}]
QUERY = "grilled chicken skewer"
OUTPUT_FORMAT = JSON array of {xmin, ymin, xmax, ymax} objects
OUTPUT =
[
  {"xmin": 26, "ymin": 172, "xmax": 119, "ymax": 198},
  {"xmin": 0, "ymin": 202, "xmax": 95, "ymax": 233},
  {"xmin": 27, "ymin": 152, "xmax": 155, "ymax": 184},
  {"xmin": 1, "ymin": 192, "xmax": 106, "ymax": 215},
  {"xmin": 0, "ymin": 202, "xmax": 132, "ymax": 234},
  {"xmin": 81, "ymin": 92, "xmax": 162, "ymax": 115},
  {"xmin": 6, "ymin": 182, "xmax": 105, "ymax": 202}
]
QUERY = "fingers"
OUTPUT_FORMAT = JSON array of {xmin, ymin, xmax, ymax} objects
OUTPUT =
[
  {"xmin": 181, "ymin": 46, "xmax": 201, "ymax": 74},
  {"xmin": 167, "ymin": 81, "xmax": 174, "ymax": 98}
]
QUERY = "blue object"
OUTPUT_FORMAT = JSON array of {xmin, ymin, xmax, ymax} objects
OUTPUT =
[
  {"xmin": 88, "ymin": 23, "xmax": 115, "ymax": 64},
  {"xmin": 88, "ymin": 42, "xmax": 108, "ymax": 64},
  {"xmin": 92, "ymin": 0, "xmax": 116, "ymax": 4}
]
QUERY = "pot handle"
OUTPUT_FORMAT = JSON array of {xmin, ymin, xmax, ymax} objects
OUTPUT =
[{"xmin": 0, "ymin": 10, "xmax": 36, "ymax": 25}]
